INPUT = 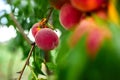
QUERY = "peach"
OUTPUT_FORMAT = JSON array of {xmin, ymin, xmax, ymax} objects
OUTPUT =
[
  {"xmin": 59, "ymin": 3, "xmax": 82, "ymax": 30},
  {"xmin": 70, "ymin": 0, "xmax": 107, "ymax": 12},
  {"xmin": 69, "ymin": 17, "xmax": 111, "ymax": 58},
  {"xmin": 35, "ymin": 28, "xmax": 59, "ymax": 51},
  {"xmin": 69, "ymin": 17, "xmax": 95, "ymax": 47},
  {"xmin": 31, "ymin": 23, "xmax": 40, "ymax": 37},
  {"xmin": 49, "ymin": 0, "xmax": 70, "ymax": 10},
  {"xmin": 86, "ymin": 28, "xmax": 103, "ymax": 58},
  {"xmin": 86, "ymin": 26, "xmax": 111, "ymax": 58}
]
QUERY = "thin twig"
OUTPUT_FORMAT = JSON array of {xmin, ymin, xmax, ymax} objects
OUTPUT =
[
  {"xmin": 46, "ymin": 7, "xmax": 54, "ymax": 23},
  {"xmin": 9, "ymin": 13, "xmax": 32, "ymax": 45},
  {"xmin": 18, "ymin": 42, "xmax": 35, "ymax": 80},
  {"xmin": 38, "ymin": 7, "xmax": 54, "ymax": 28}
]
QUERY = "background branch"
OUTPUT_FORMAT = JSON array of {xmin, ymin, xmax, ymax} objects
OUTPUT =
[
  {"xmin": 46, "ymin": 7, "xmax": 54, "ymax": 23},
  {"xmin": 9, "ymin": 13, "xmax": 32, "ymax": 45}
]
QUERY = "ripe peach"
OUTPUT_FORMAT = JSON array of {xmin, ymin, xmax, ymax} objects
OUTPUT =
[
  {"xmin": 86, "ymin": 28, "xmax": 103, "ymax": 58},
  {"xmin": 70, "ymin": 0, "xmax": 107, "ymax": 12},
  {"xmin": 35, "ymin": 28, "xmax": 59, "ymax": 51},
  {"xmin": 49, "ymin": 0, "xmax": 70, "ymax": 10},
  {"xmin": 59, "ymin": 3, "xmax": 82, "ymax": 30},
  {"xmin": 31, "ymin": 23, "xmax": 40, "ymax": 37},
  {"xmin": 86, "ymin": 26, "xmax": 111, "ymax": 58},
  {"xmin": 69, "ymin": 17, "xmax": 111, "ymax": 58},
  {"xmin": 69, "ymin": 17, "xmax": 95, "ymax": 47}
]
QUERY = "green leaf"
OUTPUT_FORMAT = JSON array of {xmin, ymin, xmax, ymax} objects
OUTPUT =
[
  {"xmin": 57, "ymin": 35, "xmax": 88, "ymax": 80},
  {"xmin": 109, "ymin": 22, "xmax": 120, "ymax": 54},
  {"xmin": 56, "ymin": 31, "xmax": 71, "ymax": 63},
  {"xmin": 32, "ymin": 47, "xmax": 45, "ymax": 76}
]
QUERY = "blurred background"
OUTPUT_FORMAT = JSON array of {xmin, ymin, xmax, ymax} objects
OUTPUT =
[{"xmin": 0, "ymin": 0, "xmax": 30, "ymax": 79}]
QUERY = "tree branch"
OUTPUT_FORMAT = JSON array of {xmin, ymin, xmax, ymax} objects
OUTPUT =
[
  {"xmin": 9, "ymin": 13, "xmax": 32, "ymax": 45},
  {"xmin": 18, "ymin": 42, "xmax": 35, "ymax": 80}
]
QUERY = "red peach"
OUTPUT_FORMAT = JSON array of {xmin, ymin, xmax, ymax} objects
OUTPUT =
[
  {"xmin": 35, "ymin": 28, "xmax": 59, "ymax": 51},
  {"xmin": 70, "ymin": 0, "xmax": 107, "ymax": 12},
  {"xmin": 31, "ymin": 23, "xmax": 40, "ymax": 37},
  {"xmin": 86, "ymin": 26, "xmax": 111, "ymax": 58},
  {"xmin": 59, "ymin": 3, "xmax": 82, "ymax": 30},
  {"xmin": 86, "ymin": 28, "xmax": 103, "ymax": 58},
  {"xmin": 69, "ymin": 17, "xmax": 111, "ymax": 58},
  {"xmin": 69, "ymin": 17, "xmax": 95, "ymax": 47}
]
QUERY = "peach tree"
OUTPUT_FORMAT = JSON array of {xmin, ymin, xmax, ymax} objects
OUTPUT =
[{"xmin": 1, "ymin": 0, "xmax": 120, "ymax": 80}]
